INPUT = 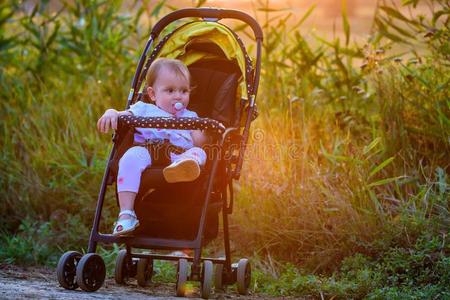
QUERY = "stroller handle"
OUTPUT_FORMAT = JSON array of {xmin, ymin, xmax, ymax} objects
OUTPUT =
[
  {"xmin": 151, "ymin": 8, "xmax": 263, "ymax": 40},
  {"xmin": 118, "ymin": 115, "xmax": 226, "ymax": 133}
]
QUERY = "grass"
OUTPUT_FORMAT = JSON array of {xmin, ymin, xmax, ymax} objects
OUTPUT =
[{"xmin": 0, "ymin": 0, "xmax": 449, "ymax": 298}]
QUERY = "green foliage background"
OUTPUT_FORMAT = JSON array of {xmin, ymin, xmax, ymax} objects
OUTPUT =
[{"xmin": 0, "ymin": 0, "xmax": 449, "ymax": 298}]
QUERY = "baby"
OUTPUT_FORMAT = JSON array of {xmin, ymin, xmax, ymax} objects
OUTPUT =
[{"xmin": 97, "ymin": 58, "xmax": 208, "ymax": 236}]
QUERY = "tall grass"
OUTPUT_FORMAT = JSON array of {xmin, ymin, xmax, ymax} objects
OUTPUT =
[
  {"xmin": 0, "ymin": 0, "xmax": 142, "ymax": 237},
  {"xmin": 231, "ymin": 0, "xmax": 449, "ymax": 264},
  {"xmin": 0, "ymin": 0, "xmax": 449, "ymax": 297}
]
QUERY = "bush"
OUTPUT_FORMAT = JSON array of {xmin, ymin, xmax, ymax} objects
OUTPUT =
[{"xmin": 0, "ymin": 214, "xmax": 90, "ymax": 266}]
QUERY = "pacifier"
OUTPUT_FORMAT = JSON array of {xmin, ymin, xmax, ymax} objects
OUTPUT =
[{"xmin": 173, "ymin": 102, "xmax": 184, "ymax": 111}]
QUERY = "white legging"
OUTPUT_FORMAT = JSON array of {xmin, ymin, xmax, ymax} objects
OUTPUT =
[{"xmin": 117, "ymin": 146, "xmax": 207, "ymax": 193}]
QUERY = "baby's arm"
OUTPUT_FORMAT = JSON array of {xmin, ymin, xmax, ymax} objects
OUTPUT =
[
  {"xmin": 97, "ymin": 109, "xmax": 132, "ymax": 133},
  {"xmin": 191, "ymin": 130, "xmax": 211, "ymax": 147}
]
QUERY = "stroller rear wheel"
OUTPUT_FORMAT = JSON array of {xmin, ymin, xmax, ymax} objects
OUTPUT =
[
  {"xmin": 236, "ymin": 258, "xmax": 251, "ymax": 295},
  {"xmin": 56, "ymin": 251, "xmax": 82, "ymax": 290},
  {"xmin": 137, "ymin": 257, "xmax": 153, "ymax": 287},
  {"xmin": 214, "ymin": 263, "xmax": 225, "ymax": 291},
  {"xmin": 200, "ymin": 260, "xmax": 213, "ymax": 299},
  {"xmin": 176, "ymin": 258, "xmax": 189, "ymax": 297},
  {"xmin": 75, "ymin": 253, "xmax": 106, "ymax": 292}
]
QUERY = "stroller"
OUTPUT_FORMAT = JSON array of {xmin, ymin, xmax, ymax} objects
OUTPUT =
[{"xmin": 56, "ymin": 7, "xmax": 262, "ymax": 299}]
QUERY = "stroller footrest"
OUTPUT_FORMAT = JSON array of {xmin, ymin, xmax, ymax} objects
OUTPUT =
[{"xmin": 92, "ymin": 233, "xmax": 200, "ymax": 249}]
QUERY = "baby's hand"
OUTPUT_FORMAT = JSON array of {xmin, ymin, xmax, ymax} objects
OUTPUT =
[
  {"xmin": 191, "ymin": 129, "xmax": 210, "ymax": 147},
  {"xmin": 97, "ymin": 109, "xmax": 119, "ymax": 133}
]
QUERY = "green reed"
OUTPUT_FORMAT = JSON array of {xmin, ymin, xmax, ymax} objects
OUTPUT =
[
  {"xmin": 232, "ymin": 0, "xmax": 449, "ymax": 272},
  {"xmin": 0, "ymin": 0, "xmax": 142, "ymax": 233}
]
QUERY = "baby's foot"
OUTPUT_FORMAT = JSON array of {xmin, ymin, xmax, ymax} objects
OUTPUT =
[
  {"xmin": 112, "ymin": 210, "xmax": 139, "ymax": 236},
  {"xmin": 163, "ymin": 159, "xmax": 200, "ymax": 183}
]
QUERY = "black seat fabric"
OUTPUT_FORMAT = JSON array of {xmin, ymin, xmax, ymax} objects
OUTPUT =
[
  {"xmin": 134, "ymin": 174, "xmax": 222, "ymax": 240},
  {"xmin": 188, "ymin": 59, "xmax": 241, "ymax": 127}
]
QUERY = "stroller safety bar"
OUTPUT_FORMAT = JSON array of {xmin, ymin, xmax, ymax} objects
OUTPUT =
[{"xmin": 118, "ymin": 115, "xmax": 226, "ymax": 133}]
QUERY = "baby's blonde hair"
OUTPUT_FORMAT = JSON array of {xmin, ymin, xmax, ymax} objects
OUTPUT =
[{"xmin": 146, "ymin": 58, "xmax": 191, "ymax": 87}]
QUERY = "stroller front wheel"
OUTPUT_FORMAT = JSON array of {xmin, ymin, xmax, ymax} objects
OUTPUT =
[
  {"xmin": 137, "ymin": 257, "xmax": 153, "ymax": 287},
  {"xmin": 114, "ymin": 249, "xmax": 134, "ymax": 284},
  {"xmin": 56, "ymin": 251, "xmax": 82, "ymax": 290},
  {"xmin": 75, "ymin": 253, "xmax": 106, "ymax": 292}
]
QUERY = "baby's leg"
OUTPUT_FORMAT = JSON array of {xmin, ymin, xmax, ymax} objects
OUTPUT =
[
  {"xmin": 117, "ymin": 146, "xmax": 152, "ymax": 219},
  {"xmin": 170, "ymin": 147, "xmax": 207, "ymax": 166},
  {"xmin": 163, "ymin": 147, "xmax": 207, "ymax": 183}
]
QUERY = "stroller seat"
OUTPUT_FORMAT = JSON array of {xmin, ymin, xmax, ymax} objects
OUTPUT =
[{"xmin": 110, "ymin": 56, "xmax": 240, "ymax": 241}]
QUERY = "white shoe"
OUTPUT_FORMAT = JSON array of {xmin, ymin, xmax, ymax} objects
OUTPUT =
[
  {"xmin": 112, "ymin": 210, "xmax": 140, "ymax": 236},
  {"xmin": 163, "ymin": 159, "xmax": 200, "ymax": 183}
]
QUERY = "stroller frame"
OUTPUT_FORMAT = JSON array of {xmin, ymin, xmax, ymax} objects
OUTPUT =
[{"xmin": 57, "ymin": 8, "xmax": 262, "ymax": 298}]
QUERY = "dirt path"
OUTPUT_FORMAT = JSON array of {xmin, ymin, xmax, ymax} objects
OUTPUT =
[{"xmin": 0, "ymin": 265, "xmax": 285, "ymax": 300}]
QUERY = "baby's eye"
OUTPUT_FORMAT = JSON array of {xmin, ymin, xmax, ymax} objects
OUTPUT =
[
  {"xmin": 182, "ymin": 89, "xmax": 189, "ymax": 94},
  {"xmin": 166, "ymin": 88, "xmax": 174, "ymax": 93}
]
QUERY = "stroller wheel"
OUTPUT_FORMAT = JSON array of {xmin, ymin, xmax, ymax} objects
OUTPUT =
[
  {"xmin": 200, "ymin": 260, "xmax": 213, "ymax": 299},
  {"xmin": 114, "ymin": 249, "xmax": 132, "ymax": 284},
  {"xmin": 75, "ymin": 253, "xmax": 106, "ymax": 292},
  {"xmin": 214, "ymin": 263, "xmax": 225, "ymax": 291},
  {"xmin": 56, "ymin": 251, "xmax": 82, "ymax": 290},
  {"xmin": 137, "ymin": 257, "xmax": 153, "ymax": 287},
  {"xmin": 176, "ymin": 258, "xmax": 189, "ymax": 297},
  {"xmin": 236, "ymin": 258, "xmax": 251, "ymax": 295}
]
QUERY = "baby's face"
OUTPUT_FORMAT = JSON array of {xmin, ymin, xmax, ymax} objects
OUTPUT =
[{"xmin": 147, "ymin": 67, "xmax": 190, "ymax": 115}]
